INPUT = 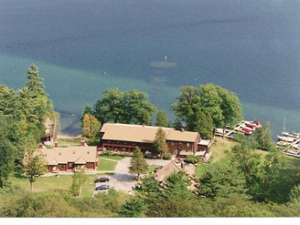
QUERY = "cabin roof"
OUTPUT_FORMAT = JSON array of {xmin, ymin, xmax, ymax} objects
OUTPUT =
[
  {"xmin": 100, "ymin": 123, "xmax": 199, "ymax": 143},
  {"xmin": 39, "ymin": 146, "xmax": 97, "ymax": 165}
]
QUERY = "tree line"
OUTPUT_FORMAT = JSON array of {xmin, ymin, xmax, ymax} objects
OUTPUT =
[
  {"xmin": 0, "ymin": 65, "xmax": 53, "ymax": 189},
  {"xmin": 1, "ymin": 143, "xmax": 300, "ymax": 217},
  {"xmin": 81, "ymin": 83, "xmax": 243, "ymax": 143}
]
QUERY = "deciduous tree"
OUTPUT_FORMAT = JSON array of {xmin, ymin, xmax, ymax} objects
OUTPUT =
[
  {"xmin": 82, "ymin": 113, "xmax": 101, "ymax": 143},
  {"xmin": 94, "ymin": 89, "xmax": 155, "ymax": 125},
  {"xmin": 23, "ymin": 144, "xmax": 47, "ymax": 192}
]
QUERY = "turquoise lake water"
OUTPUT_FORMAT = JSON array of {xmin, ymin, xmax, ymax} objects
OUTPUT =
[{"xmin": 1, "ymin": 0, "xmax": 300, "ymax": 135}]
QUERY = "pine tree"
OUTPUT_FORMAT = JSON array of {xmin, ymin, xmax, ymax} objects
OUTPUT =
[
  {"xmin": 26, "ymin": 64, "xmax": 46, "ymax": 96},
  {"xmin": 0, "ymin": 117, "xmax": 16, "ymax": 188},
  {"xmin": 155, "ymin": 111, "xmax": 169, "ymax": 127},
  {"xmin": 129, "ymin": 147, "xmax": 148, "ymax": 180},
  {"xmin": 153, "ymin": 128, "xmax": 169, "ymax": 157},
  {"xmin": 25, "ymin": 64, "xmax": 53, "ymax": 125}
]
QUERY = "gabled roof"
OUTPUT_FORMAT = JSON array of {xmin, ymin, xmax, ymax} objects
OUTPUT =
[
  {"xmin": 155, "ymin": 161, "xmax": 183, "ymax": 182},
  {"xmin": 39, "ymin": 146, "xmax": 97, "ymax": 165},
  {"xmin": 100, "ymin": 123, "xmax": 199, "ymax": 143}
]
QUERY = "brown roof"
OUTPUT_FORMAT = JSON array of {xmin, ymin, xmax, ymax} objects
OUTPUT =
[
  {"xmin": 101, "ymin": 123, "xmax": 199, "ymax": 143},
  {"xmin": 155, "ymin": 161, "xmax": 183, "ymax": 182},
  {"xmin": 39, "ymin": 146, "xmax": 97, "ymax": 165}
]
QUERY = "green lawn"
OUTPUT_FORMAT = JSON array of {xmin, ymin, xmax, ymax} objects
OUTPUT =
[
  {"xmin": 209, "ymin": 137, "xmax": 238, "ymax": 162},
  {"xmin": 97, "ymin": 158, "xmax": 118, "ymax": 171},
  {"xmin": 101, "ymin": 155, "xmax": 125, "ymax": 161},
  {"xmin": 57, "ymin": 137, "xmax": 82, "ymax": 147},
  {"xmin": 10, "ymin": 175, "xmax": 96, "ymax": 198}
]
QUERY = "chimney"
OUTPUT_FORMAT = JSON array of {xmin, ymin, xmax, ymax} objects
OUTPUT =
[{"xmin": 81, "ymin": 139, "xmax": 87, "ymax": 146}]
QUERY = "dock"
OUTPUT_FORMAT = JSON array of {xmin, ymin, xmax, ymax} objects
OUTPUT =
[
  {"xmin": 215, "ymin": 120, "xmax": 262, "ymax": 139},
  {"xmin": 276, "ymin": 132, "xmax": 300, "ymax": 158}
]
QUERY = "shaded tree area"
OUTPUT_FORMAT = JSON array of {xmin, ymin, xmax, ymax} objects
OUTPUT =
[
  {"xmin": 0, "ymin": 189, "xmax": 128, "ymax": 217},
  {"xmin": 172, "ymin": 83, "xmax": 243, "ymax": 138},
  {"xmin": 0, "ymin": 118, "xmax": 17, "ymax": 188},
  {"xmin": 0, "ymin": 64, "xmax": 54, "ymax": 185},
  {"xmin": 94, "ymin": 88, "xmax": 156, "ymax": 125}
]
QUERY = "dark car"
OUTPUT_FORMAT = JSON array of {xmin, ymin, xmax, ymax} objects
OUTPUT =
[
  {"xmin": 94, "ymin": 176, "xmax": 109, "ymax": 183},
  {"xmin": 95, "ymin": 184, "xmax": 110, "ymax": 191}
]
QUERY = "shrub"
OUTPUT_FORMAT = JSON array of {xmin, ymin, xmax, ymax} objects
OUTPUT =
[
  {"xmin": 162, "ymin": 153, "xmax": 172, "ymax": 160},
  {"xmin": 184, "ymin": 155, "xmax": 200, "ymax": 164}
]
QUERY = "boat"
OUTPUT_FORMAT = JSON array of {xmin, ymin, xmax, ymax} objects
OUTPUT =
[{"xmin": 150, "ymin": 56, "xmax": 176, "ymax": 69}]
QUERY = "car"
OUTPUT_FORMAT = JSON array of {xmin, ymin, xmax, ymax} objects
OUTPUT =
[
  {"xmin": 95, "ymin": 184, "xmax": 110, "ymax": 191},
  {"xmin": 94, "ymin": 176, "xmax": 109, "ymax": 183}
]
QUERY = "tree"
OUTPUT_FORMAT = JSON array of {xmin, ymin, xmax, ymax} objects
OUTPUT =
[
  {"xmin": 26, "ymin": 64, "xmax": 46, "ymax": 96},
  {"xmin": 172, "ymin": 86, "xmax": 201, "ymax": 130},
  {"xmin": 194, "ymin": 110, "xmax": 214, "ymax": 139},
  {"xmin": 198, "ymin": 83, "xmax": 224, "ymax": 128},
  {"xmin": 80, "ymin": 105, "xmax": 94, "ymax": 127},
  {"xmin": 153, "ymin": 128, "xmax": 169, "ymax": 157},
  {"xmin": 82, "ymin": 113, "xmax": 101, "ymax": 143},
  {"xmin": 230, "ymin": 143, "xmax": 294, "ymax": 203},
  {"xmin": 94, "ymin": 88, "xmax": 124, "ymax": 123},
  {"xmin": 146, "ymin": 172, "xmax": 204, "ymax": 217},
  {"xmin": 289, "ymin": 185, "xmax": 300, "ymax": 202},
  {"xmin": 217, "ymin": 86, "xmax": 243, "ymax": 128},
  {"xmin": 122, "ymin": 90, "xmax": 156, "ymax": 125},
  {"xmin": 0, "ymin": 118, "xmax": 16, "ymax": 188},
  {"xmin": 70, "ymin": 170, "xmax": 88, "ymax": 197},
  {"xmin": 94, "ymin": 89, "xmax": 156, "ymax": 125},
  {"xmin": 173, "ymin": 83, "xmax": 242, "ymax": 132},
  {"xmin": 23, "ymin": 145, "xmax": 47, "ymax": 192},
  {"xmin": 118, "ymin": 197, "xmax": 146, "ymax": 217},
  {"xmin": 129, "ymin": 147, "xmax": 148, "ymax": 180},
  {"xmin": 197, "ymin": 160, "xmax": 247, "ymax": 198},
  {"xmin": 253, "ymin": 124, "xmax": 275, "ymax": 151},
  {"xmin": 155, "ymin": 111, "xmax": 169, "ymax": 127},
  {"xmin": 25, "ymin": 64, "xmax": 53, "ymax": 124}
]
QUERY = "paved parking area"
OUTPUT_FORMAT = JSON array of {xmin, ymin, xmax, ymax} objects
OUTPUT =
[{"xmin": 94, "ymin": 157, "xmax": 172, "ymax": 194}]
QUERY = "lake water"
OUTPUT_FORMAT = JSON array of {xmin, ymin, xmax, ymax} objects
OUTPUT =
[{"xmin": 1, "ymin": 0, "xmax": 300, "ymax": 135}]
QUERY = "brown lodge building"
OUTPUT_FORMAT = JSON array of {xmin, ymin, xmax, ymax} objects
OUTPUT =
[
  {"xmin": 39, "ymin": 146, "xmax": 98, "ymax": 173},
  {"xmin": 98, "ymin": 123, "xmax": 210, "ymax": 156}
]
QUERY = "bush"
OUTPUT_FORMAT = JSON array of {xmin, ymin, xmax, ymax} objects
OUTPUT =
[
  {"xmin": 162, "ymin": 153, "xmax": 172, "ymax": 160},
  {"xmin": 184, "ymin": 155, "xmax": 200, "ymax": 164}
]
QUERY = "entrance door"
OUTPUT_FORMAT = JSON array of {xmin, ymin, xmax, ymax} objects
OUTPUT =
[{"xmin": 67, "ymin": 162, "xmax": 74, "ymax": 170}]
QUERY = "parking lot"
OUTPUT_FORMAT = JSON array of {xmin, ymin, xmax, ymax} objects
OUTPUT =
[{"xmin": 94, "ymin": 157, "xmax": 171, "ymax": 194}]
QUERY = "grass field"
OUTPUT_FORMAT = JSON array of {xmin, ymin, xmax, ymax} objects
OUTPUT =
[
  {"xmin": 101, "ymin": 155, "xmax": 125, "ymax": 161},
  {"xmin": 209, "ymin": 137, "xmax": 238, "ymax": 162},
  {"xmin": 57, "ymin": 137, "xmax": 82, "ymax": 147},
  {"xmin": 97, "ymin": 158, "xmax": 118, "ymax": 171},
  {"xmin": 10, "ymin": 175, "xmax": 96, "ymax": 198}
]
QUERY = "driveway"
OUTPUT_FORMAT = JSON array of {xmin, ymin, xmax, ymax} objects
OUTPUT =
[
  {"xmin": 108, "ymin": 157, "xmax": 137, "ymax": 193},
  {"xmin": 95, "ymin": 157, "xmax": 172, "ymax": 194}
]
